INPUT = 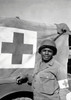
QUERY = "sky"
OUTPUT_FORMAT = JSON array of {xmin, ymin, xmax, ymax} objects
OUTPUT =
[{"xmin": 0, "ymin": 0, "xmax": 71, "ymax": 29}]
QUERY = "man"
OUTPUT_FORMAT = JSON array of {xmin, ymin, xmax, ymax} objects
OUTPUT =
[
  {"xmin": 32, "ymin": 39, "xmax": 60, "ymax": 100},
  {"xmin": 16, "ymin": 39, "xmax": 70, "ymax": 100},
  {"xmin": 31, "ymin": 39, "xmax": 68, "ymax": 100}
]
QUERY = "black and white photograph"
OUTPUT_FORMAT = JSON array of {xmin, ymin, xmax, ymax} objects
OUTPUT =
[{"xmin": 0, "ymin": 0, "xmax": 71, "ymax": 100}]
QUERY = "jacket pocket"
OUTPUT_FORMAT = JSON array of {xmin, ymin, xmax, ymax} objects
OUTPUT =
[{"xmin": 40, "ymin": 72, "xmax": 57, "ymax": 94}]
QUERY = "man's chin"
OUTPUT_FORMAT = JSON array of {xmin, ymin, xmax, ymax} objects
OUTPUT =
[
  {"xmin": 42, "ymin": 57, "xmax": 52, "ymax": 62},
  {"xmin": 42, "ymin": 59, "xmax": 50, "ymax": 62},
  {"xmin": 43, "ymin": 57, "xmax": 50, "ymax": 61}
]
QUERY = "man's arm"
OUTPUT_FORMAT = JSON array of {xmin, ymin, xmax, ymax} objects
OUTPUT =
[
  {"xmin": 57, "ymin": 65, "xmax": 71, "ymax": 100},
  {"xmin": 16, "ymin": 68, "xmax": 34, "ymax": 85}
]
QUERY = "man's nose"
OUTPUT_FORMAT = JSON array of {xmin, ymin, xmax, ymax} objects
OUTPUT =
[{"xmin": 45, "ymin": 51, "xmax": 49, "ymax": 54}]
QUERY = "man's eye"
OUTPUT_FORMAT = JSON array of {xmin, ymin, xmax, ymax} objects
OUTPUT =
[
  {"xmin": 48, "ymin": 50, "xmax": 52, "ymax": 52},
  {"xmin": 42, "ymin": 50, "xmax": 46, "ymax": 52}
]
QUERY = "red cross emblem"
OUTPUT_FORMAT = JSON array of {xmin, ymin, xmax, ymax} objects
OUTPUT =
[{"xmin": 1, "ymin": 32, "xmax": 33, "ymax": 64}]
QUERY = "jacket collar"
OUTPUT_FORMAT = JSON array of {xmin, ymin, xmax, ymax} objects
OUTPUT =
[{"xmin": 40, "ymin": 58, "xmax": 54, "ymax": 66}]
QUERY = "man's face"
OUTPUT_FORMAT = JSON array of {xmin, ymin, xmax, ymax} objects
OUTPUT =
[{"xmin": 40, "ymin": 47, "xmax": 53, "ymax": 62}]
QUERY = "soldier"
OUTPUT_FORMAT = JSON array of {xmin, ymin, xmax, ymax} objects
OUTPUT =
[
  {"xmin": 32, "ymin": 39, "xmax": 60, "ymax": 100},
  {"xmin": 16, "ymin": 39, "xmax": 70, "ymax": 100},
  {"xmin": 31, "ymin": 39, "xmax": 68, "ymax": 100}
]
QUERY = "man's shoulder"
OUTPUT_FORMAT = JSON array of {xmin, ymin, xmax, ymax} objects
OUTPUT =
[{"xmin": 53, "ymin": 59, "xmax": 63, "ymax": 68}]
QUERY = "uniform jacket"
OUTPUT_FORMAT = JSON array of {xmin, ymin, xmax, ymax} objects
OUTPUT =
[{"xmin": 31, "ymin": 59, "xmax": 68, "ymax": 100}]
